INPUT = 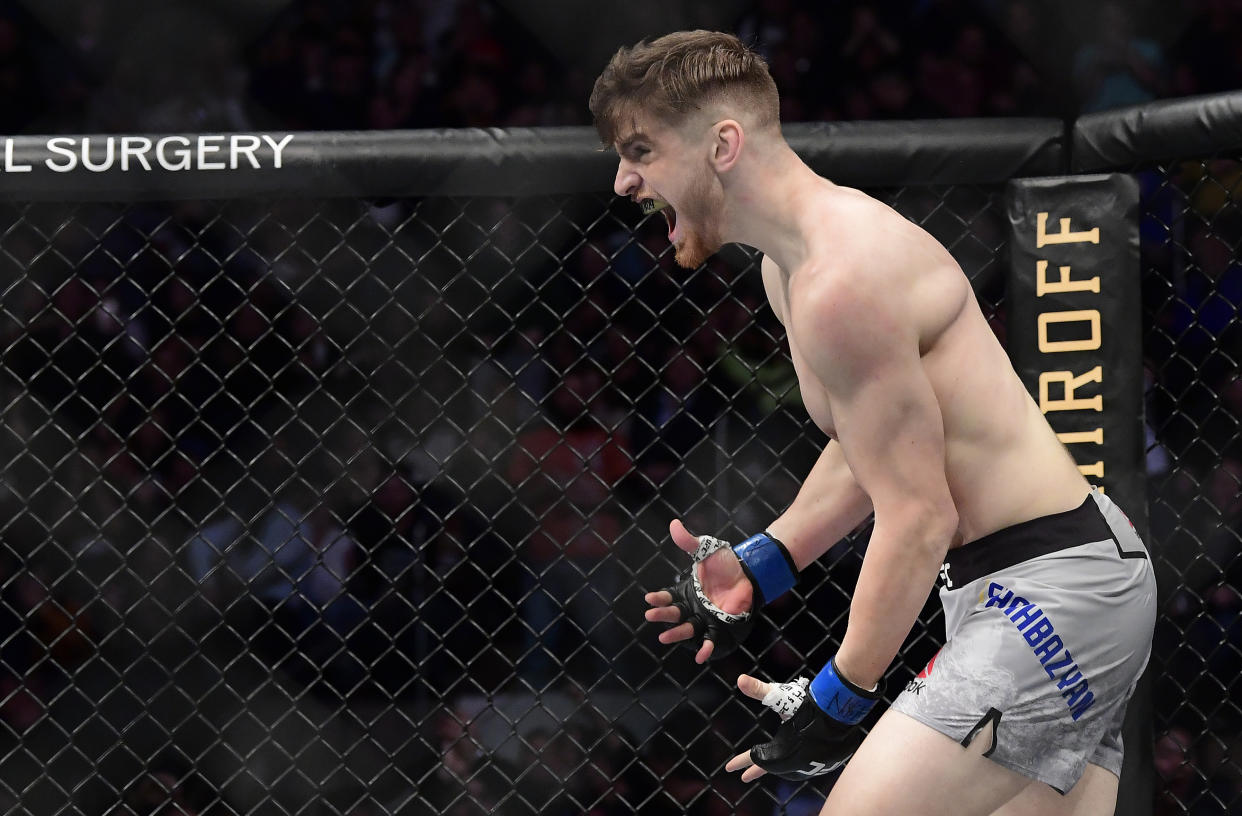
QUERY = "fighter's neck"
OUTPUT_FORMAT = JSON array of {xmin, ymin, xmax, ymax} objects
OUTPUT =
[{"xmin": 720, "ymin": 153, "xmax": 829, "ymax": 272}]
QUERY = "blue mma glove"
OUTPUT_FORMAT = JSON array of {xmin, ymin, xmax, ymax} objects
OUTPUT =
[
  {"xmin": 663, "ymin": 531, "xmax": 798, "ymax": 658},
  {"xmin": 750, "ymin": 656, "xmax": 885, "ymax": 779},
  {"xmin": 731, "ymin": 532, "xmax": 799, "ymax": 607}
]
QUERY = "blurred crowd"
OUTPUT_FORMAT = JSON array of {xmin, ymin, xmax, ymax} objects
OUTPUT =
[
  {"xmin": 1142, "ymin": 160, "xmax": 1242, "ymax": 814},
  {"xmin": 0, "ymin": 0, "xmax": 1240, "ymax": 135},
  {"xmin": 0, "ymin": 192, "xmax": 826, "ymax": 814},
  {"xmin": 0, "ymin": 0, "xmax": 1240, "ymax": 814}
]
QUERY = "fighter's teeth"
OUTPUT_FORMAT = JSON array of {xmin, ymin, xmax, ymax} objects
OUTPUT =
[{"xmin": 641, "ymin": 199, "xmax": 668, "ymax": 214}]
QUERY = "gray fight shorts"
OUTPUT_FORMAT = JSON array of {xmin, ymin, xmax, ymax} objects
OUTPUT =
[{"xmin": 889, "ymin": 489, "xmax": 1156, "ymax": 793}]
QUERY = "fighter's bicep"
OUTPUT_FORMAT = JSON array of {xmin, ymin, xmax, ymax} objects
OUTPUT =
[
  {"xmin": 790, "ymin": 281, "xmax": 953, "ymax": 519},
  {"xmin": 827, "ymin": 362, "xmax": 951, "ymax": 514}
]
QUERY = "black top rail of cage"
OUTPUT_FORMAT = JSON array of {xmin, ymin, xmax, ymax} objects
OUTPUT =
[{"xmin": 0, "ymin": 90, "xmax": 1237, "ymax": 202}]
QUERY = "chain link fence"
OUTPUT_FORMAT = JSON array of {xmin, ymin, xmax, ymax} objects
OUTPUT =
[
  {"xmin": 0, "ymin": 132, "xmax": 1235, "ymax": 814},
  {"xmin": 1139, "ymin": 154, "xmax": 1242, "ymax": 816}
]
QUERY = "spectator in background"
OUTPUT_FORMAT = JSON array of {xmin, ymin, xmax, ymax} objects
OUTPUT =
[
  {"xmin": 339, "ymin": 462, "xmax": 486, "ymax": 698},
  {"xmin": 989, "ymin": 3, "xmax": 1052, "ymax": 116},
  {"xmin": 368, "ymin": 43, "xmax": 437, "ymax": 129},
  {"xmin": 631, "ymin": 347, "xmax": 729, "ymax": 488},
  {"xmin": 184, "ymin": 495, "xmax": 322, "ymax": 679},
  {"xmin": 736, "ymin": 0, "xmax": 794, "ymax": 61},
  {"xmin": 422, "ymin": 706, "xmax": 517, "ymax": 816},
  {"xmin": 916, "ymin": 24, "xmax": 986, "ymax": 118},
  {"xmin": 507, "ymin": 361, "xmax": 632, "ymax": 687},
  {"xmin": 1188, "ymin": 223, "xmax": 1242, "ymax": 337},
  {"xmin": 1153, "ymin": 726, "xmax": 1206, "ymax": 816},
  {"xmin": 3, "ymin": 276, "xmax": 144, "ymax": 433},
  {"xmin": 293, "ymin": 504, "xmax": 369, "ymax": 695},
  {"xmin": 1073, "ymin": 0, "xmax": 1168, "ymax": 113},
  {"xmin": 343, "ymin": 464, "xmax": 439, "ymax": 616},
  {"xmin": 0, "ymin": 560, "xmax": 95, "ymax": 730},
  {"xmin": 1168, "ymin": 0, "xmax": 1242, "ymax": 96},
  {"xmin": 840, "ymin": 4, "xmax": 903, "ymax": 79},
  {"xmin": 712, "ymin": 291, "xmax": 800, "ymax": 421},
  {"xmin": 512, "ymin": 727, "xmax": 579, "ymax": 815},
  {"xmin": 303, "ymin": 27, "xmax": 373, "ymax": 129},
  {"xmin": 835, "ymin": 4, "xmax": 905, "ymax": 120},
  {"xmin": 342, "ymin": 462, "xmax": 429, "ymax": 695}
]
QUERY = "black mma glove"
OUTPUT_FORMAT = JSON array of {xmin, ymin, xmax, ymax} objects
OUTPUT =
[
  {"xmin": 748, "ymin": 656, "xmax": 885, "ymax": 780},
  {"xmin": 661, "ymin": 531, "xmax": 798, "ymax": 659}
]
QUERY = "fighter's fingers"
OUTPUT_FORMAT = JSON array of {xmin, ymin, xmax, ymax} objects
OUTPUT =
[
  {"xmin": 727, "ymin": 748, "xmax": 771, "ymax": 781},
  {"xmin": 737, "ymin": 673, "xmax": 772, "ymax": 702},
  {"xmin": 694, "ymin": 639, "xmax": 715, "ymax": 664},
  {"xmin": 643, "ymin": 590, "xmax": 674, "ymax": 607},
  {"xmin": 644, "ymin": 605, "xmax": 682, "ymax": 624},
  {"xmin": 657, "ymin": 622, "xmax": 696, "ymax": 644},
  {"xmin": 725, "ymin": 750, "xmax": 753, "ymax": 773},
  {"xmin": 669, "ymin": 518, "xmax": 700, "ymax": 555}
]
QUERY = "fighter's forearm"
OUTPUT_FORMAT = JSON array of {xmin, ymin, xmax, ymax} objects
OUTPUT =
[
  {"xmin": 765, "ymin": 440, "xmax": 874, "ymax": 571},
  {"xmin": 833, "ymin": 509, "xmax": 957, "ymax": 690}
]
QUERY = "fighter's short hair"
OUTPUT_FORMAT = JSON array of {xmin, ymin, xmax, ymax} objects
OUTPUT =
[{"xmin": 589, "ymin": 30, "xmax": 780, "ymax": 147}]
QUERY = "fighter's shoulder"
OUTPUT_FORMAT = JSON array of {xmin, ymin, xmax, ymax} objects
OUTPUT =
[
  {"xmin": 787, "ymin": 263, "xmax": 891, "ymax": 342},
  {"xmin": 816, "ymin": 188, "xmax": 962, "ymax": 295},
  {"xmin": 835, "ymin": 190, "xmax": 919, "ymax": 248}
]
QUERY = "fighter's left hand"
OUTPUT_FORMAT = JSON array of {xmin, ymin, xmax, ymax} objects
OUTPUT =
[
  {"xmin": 725, "ymin": 674, "xmax": 785, "ymax": 782},
  {"xmin": 726, "ymin": 660, "xmax": 882, "ymax": 783}
]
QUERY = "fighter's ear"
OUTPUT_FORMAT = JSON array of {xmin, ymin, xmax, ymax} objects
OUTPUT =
[{"xmin": 711, "ymin": 120, "xmax": 744, "ymax": 172}]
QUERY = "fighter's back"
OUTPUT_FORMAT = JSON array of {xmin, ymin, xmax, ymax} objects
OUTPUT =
[{"xmin": 764, "ymin": 182, "xmax": 1091, "ymax": 547}]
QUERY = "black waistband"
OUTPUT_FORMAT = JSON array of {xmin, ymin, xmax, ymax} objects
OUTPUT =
[{"xmin": 937, "ymin": 494, "xmax": 1116, "ymax": 591}]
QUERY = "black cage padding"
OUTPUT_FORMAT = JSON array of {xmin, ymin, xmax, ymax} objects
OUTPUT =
[{"xmin": 1073, "ymin": 91, "xmax": 1242, "ymax": 173}]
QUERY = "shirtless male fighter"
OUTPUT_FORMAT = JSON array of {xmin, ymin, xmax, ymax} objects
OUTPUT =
[{"xmin": 589, "ymin": 30, "xmax": 1156, "ymax": 816}]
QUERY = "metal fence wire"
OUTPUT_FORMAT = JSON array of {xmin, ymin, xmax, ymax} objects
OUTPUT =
[
  {"xmin": 0, "ymin": 160, "xmax": 1235, "ymax": 815},
  {"xmin": 1140, "ymin": 155, "xmax": 1242, "ymax": 816}
]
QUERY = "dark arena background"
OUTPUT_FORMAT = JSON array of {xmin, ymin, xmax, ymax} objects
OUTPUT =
[{"xmin": 0, "ymin": 2, "xmax": 1240, "ymax": 815}]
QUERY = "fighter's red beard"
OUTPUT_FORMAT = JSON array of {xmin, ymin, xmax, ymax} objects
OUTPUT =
[
  {"xmin": 673, "ymin": 223, "xmax": 720, "ymax": 269},
  {"xmin": 670, "ymin": 184, "xmax": 724, "ymax": 269},
  {"xmin": 665, "ymin": 167, "xmax": 725, "ymax": 269}
]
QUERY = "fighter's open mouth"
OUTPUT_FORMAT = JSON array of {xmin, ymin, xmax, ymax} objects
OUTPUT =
[{"xmin": 639, "ymin": 199, "xmax": 675, "ymax": 239}]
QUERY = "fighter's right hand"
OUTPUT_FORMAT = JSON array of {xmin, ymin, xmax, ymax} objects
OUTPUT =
[{"xmin": 643, "ymin": 520, "xmax": 797, "ymax": 663}]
